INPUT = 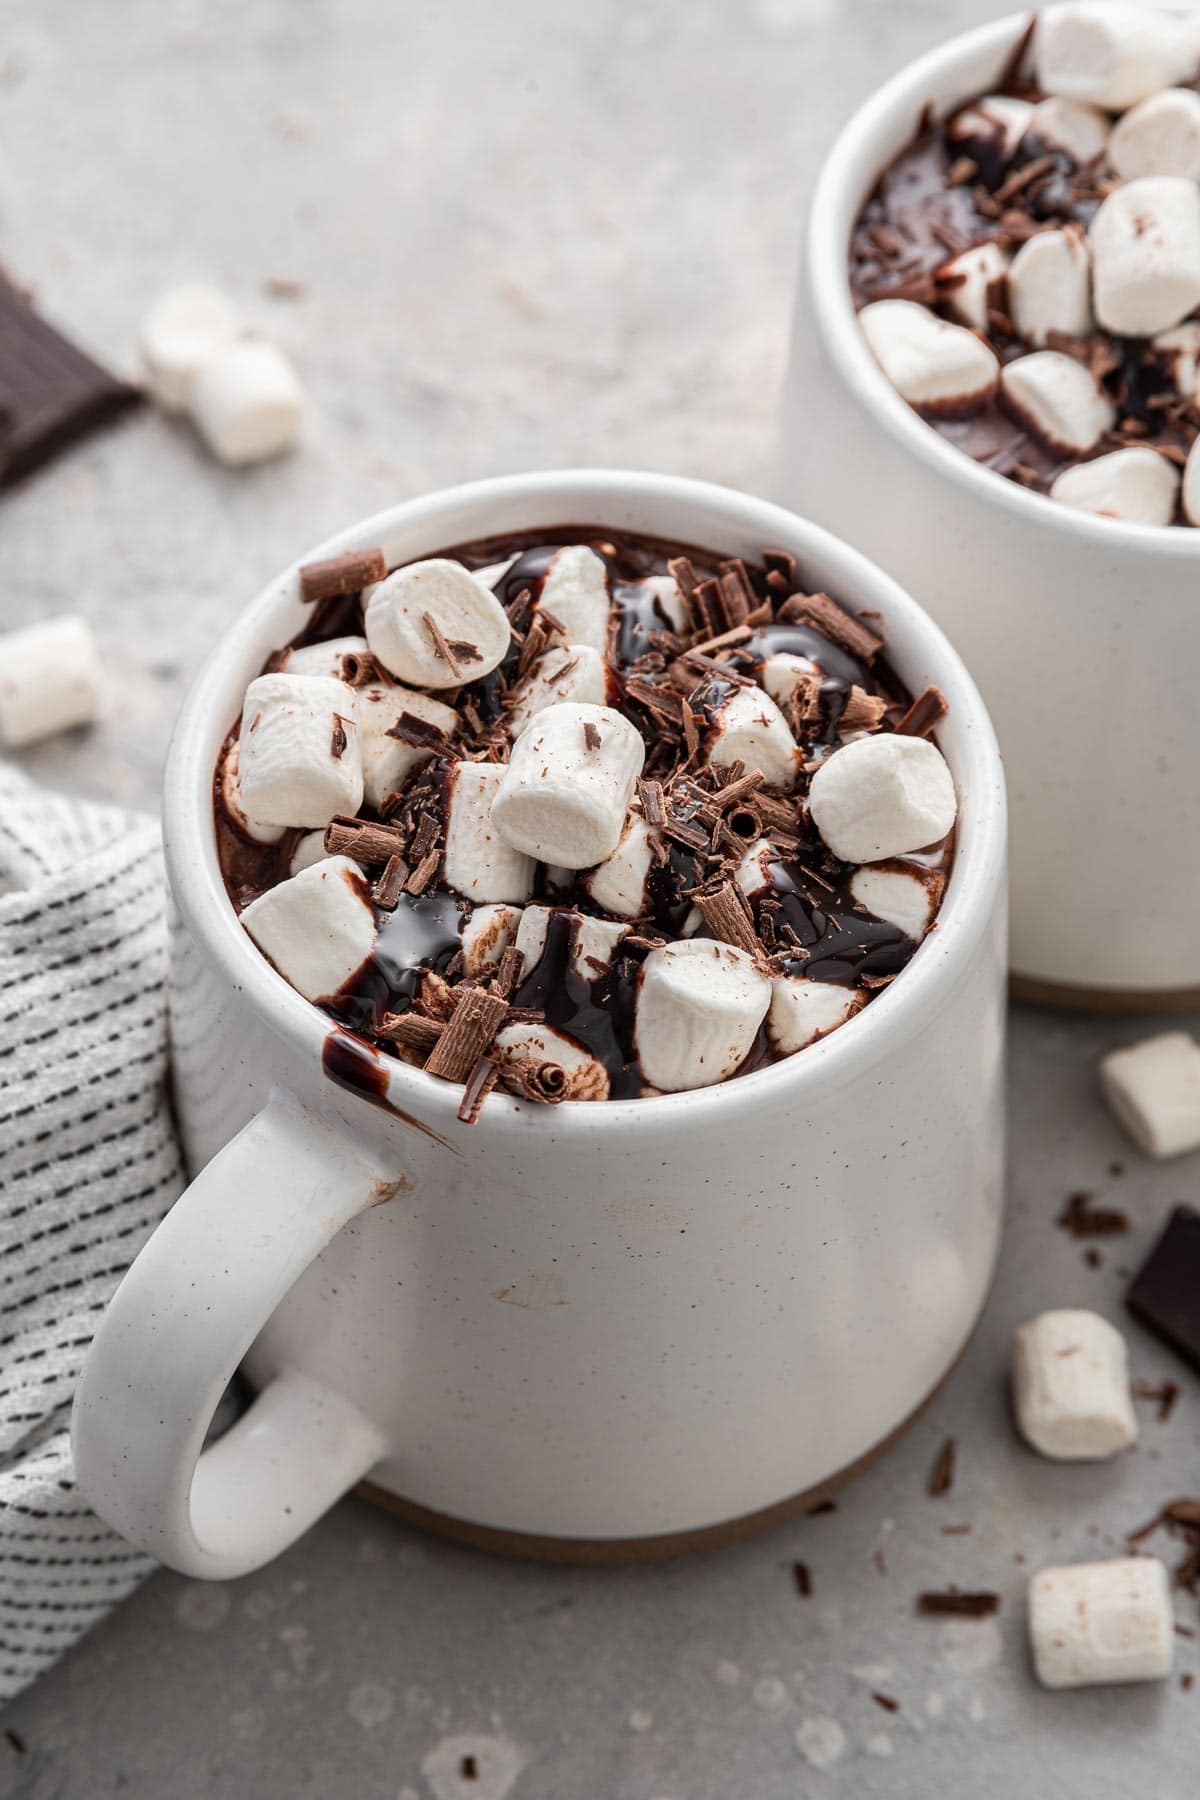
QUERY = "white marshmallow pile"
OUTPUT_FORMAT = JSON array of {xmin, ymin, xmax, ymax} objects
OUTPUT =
[
  {"xmin": 0, "ymin": 615, "xmax": 104, "ymax": 749},
  {"xmin": 138, "ymin": 283, "xmax": 305, "ymax": 466},
  {"xmin": 1012, "ymin": 1308, "xmax": 1137, "ymax": 1459},
  {"xmin": 1099, "ymin": 1028, "xmax": 1200, "ymax": 1158},
  {"xmin": 225, "ymin": 538, "xmax": 957, "ymax": 1102},
  {"xmin": 856, "ymin": 5, "xmax": 1200, "ymax": 526}
]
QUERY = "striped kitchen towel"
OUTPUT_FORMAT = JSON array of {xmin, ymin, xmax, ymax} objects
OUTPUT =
[{"xmin": 0, "ymin": 765, "xmax": 183, "ymax": 1704}]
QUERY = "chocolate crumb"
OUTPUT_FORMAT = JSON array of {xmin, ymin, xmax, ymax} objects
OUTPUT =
[
  {"xmin": 871, "ymin": 1693, "xmax": 900, "ymax": 1714},
  {"xmin": 874, "ymin": 1548, "xmax": 889, "ymax": 1577},
  {"xmin": 792, "ymin": 1560, "xmax": 812, "ymax": 1598},
  {"xmin": 806, "ymin": 1498, "xmax": 838, "ymax": 1517},
  {"xmin": 583, "ymin": 720, "xmax": 602, "ymax": 752},
  {"xmin": 1132, "ymin": 1380, "xmax": 1180, "ymax": 1423},
  {"xmin": 330, "ymin": 715, "xmax": 348, "ymax": 761},
  {"xmin": 1057, "ymin": 1191, "xmax": 1130, "ymax": 1239},
  {"xmin": 1184, "ymin": 1673, "xmax": 1196, "ymax": 1692},
  {"xmin": 916, "ymin": 1591, "xmax": 1000, "ymax": 1618},
  {"xmin": 4, "ymin": 1731, "xmax": 26, "ymax": 1755},
  {"xmin": 1084, "ymin": 1247, "xmax": 1103, "ymax": 1270},
  {"xmin": 928, "ymin": 1436, "xmax": 956, "ymax": 1498}
]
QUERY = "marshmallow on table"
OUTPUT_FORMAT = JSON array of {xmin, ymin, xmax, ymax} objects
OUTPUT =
[
  {"xmin": 583, "ymin": 811, "xmax": 655, "ymax": 918},
  {"xmin": 1000, "ymin": 351, "xmax": 1115, "ymax": 456},
  {"xmin": 357, "ymin": 683, "xmax": 460, "ymax": 810},
  {"xmin": 766, "ymin": 977, "xmax": 861, "ymax": 1056},
  {"xmin": 1154, "ymin": 321, "xmax": 1200, "ymax": 397},
  {"xmin": 139, "ymin": 283, "xmax": 240, "ymax": 412},
  {"xmin": 189, "ymin": 340, "xmax": 305, "ymax": 466},
  {"xmin": 937, "ymin": 241, "xmax": 1010, "ymax": 334},
  {"xmin": 364, "ymin": 558, "xmax": 511, "ymax": 689},
  {"xmin": 534, "ymin": 545, "xmax": 612, "ymax": 651},
  {"xmin": 946, "ymin": 95, "xmax": 1034, "ymax": 161},
  {"xmin": 289, "ymin": 829, "xmax": 331, "ymax": 876},
  {"xmin": 1025, "ymin": 95, "xmax": 1111, "ymax": 165},
  {"xmin": 1050, "ymin": 448, "xmax": 1179, "ymax": 526},
  {"xmin": 459, "ymin": 902, "xmax": 523, "ymax": 975},
  {"xmin": 1099, "ymin": 1030, "xmax": 1200, "ymax": 1158},
  {"xmin": 636, "ymin": 940, "xmax": 771, "ymax": 1092},
  {"xmin": 220, "ymin": 741, "xmax": 285, "ymax": 846},
  {"xmin": 491, "ymin": 702, "xmax": 645, "ymax": 869},
  {"xmin": 1110, "ymin": 87, "xmax": 1200, "ymax": 182},
  {"xmin": 283, "ymin": 635, "xmax": 374, "ymax": 682},
  {"xmin": 238, "ymin": 674, "xmax": 362, "ymax": 829},
  {"xmin": 507, "ymin": 643, "xmax": 613, "ymax": 734},
  {"xmin": 0, "ymin": 615, "xmax": 103, "ymax": 748},
  {"xmin": 241, "ymin": 856, "xmax": 377, "ymax": 1002},
  {"xmin": 859, "ymin": 299, "xmax": 1000, "ymax": 416},
  {"xmin": 808, "ymin": 734, "xmax": 957, "ymax": 864},
  {"xmin": 1008, "ymin": 226, "xmax": 1092, "ymax": 346},
  {"xmin": 700, "ymin": 681, "xmax": 800, "ymax": 791},
  {"xmin": 440, "ymin": 759, "xmax": 535, "ymax": 904},
  {"xmin": 1184, "ymin": 433, "xmax": 1200, "ymax": 525},
  {"xmin": 1012, "ymin": 1309, "xmax": 1137, "ymax": 1460},
  {"xmin": 1089, "ymin": 177, "xmax": 1200, "ymax": 337},
  {"xmin": 1028, "ymin": 1558, "xmax": 1174, "ymax": 1689},
  {"xmin": 492, "ymin": 1020, "xmax": 611, "ymax": 1102},
  {"xmin": 1035, "ymin": 3, "xmax": 1198, "ymax": 110},
  {"xmin": 849, "ymin": 862, "xmax": 940, "ymax": 939}
]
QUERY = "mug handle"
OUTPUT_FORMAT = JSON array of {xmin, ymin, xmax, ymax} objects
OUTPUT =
[{"xmin": 71, "ymin": 1088, "xmax": 391, "ymax": 1580}]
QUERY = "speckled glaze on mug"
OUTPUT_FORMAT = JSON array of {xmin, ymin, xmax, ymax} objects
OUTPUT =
[
  {"xmin": 781, "ymin": 9, "xmax": 1200, "ymax": 1008},
  {"xmin": 72, "ymin": 471, "xmax": 1007, "ymax": 1578}
]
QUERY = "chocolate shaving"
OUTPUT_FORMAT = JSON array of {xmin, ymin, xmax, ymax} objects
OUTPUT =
[
  {"xmin": 425, "ymin": 986, "xmax": 509, "ymax": 1082},
  {"xmin": 493, "ymin": 944, "xmax": 526, "ymax": 997},
  {"xmin": 373, "ymin": 853, "xmax": 408, "ymax": 911},
  {"xmin": 916, "ymin": 1591, "xmax": 1000, "ymax": 1618},
  {"xmin": 1132, "ymin": 1380, "xmax": 1180, "ymax": 1423},
  {"xmin": 892, "ymin": 685, "xmax": 949, "ymax": 739},
  {"xmin": 696, "ymin": 882, "xmax": 761, "ymax": 956},
  {"xmin": 1057, "ymin": 1191, "xmax": 1130, "ymax": 1239},
  {"xmin": 626, "ymin": 679, "xmax": 684, "ymax": 724},
  {"xmin": 422, "ymin": 611, "xmax": 466, "ymax": 681},
  {"xmin": 325, "ymin": 815, "xmax": 408, "ymax": 865},
  {"xmin": 299, "ymin": 546, "xmax": 388, "ymax": 605},
  {"xmin": 404, "ymin": 848, "xmax": 441, "ymax": 895},
  {"xmin": 457, "ymin": 1055, "xmax": 499, "ymax": 1124},
  {"xmin": 840, "ymin": 686, "xmax": 890, "ymax": 733},
  {"xmin": 871, "ymin": 1693, "xmax": 900, "ymax": 1714},
  {"xmin": 776, "ymin": 592, "xmax": 884, "ymax": 662},
  {"xmin": 792, "ymin": 1561, "xmax": 812, "ymax": 1598},
  {"xmin": 928, "ymin": 1436, "xmax": 956, "ymax": 1498},
  {"xmin": 583, "ymin": 720, "xmax": 602, "ymax": 752},
  {"xmin": 378, "ymin": 1011, "xmax": 445, "ymax": 1055},
  {"xmin": 387, "ymin": 711, "xmax": 457, "ymax": 753}
]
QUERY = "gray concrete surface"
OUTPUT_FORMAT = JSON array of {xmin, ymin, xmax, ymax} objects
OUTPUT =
[{"xmin": 1, "ymin": 0, "xmax": 1198, "ymax": 1794}]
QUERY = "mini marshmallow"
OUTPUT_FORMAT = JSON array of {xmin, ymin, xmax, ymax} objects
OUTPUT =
[
  {"xmin": 937, "ymin": 241, "xmax": 1010, "ymax": 334},
  {"xmin": 766, "ymin": 977, "xmax": 861, "ymax": 1056},
  {"xmin": 1008, "ymin": 226, "xmax": 1092, "ymax": 345},
  {"xmin": 459, "ymin": 902, "xmax": 523, "ymax": 975},
  {"xmin": 583, "ymin": 811, "xmax": 655, "ymax": 918},
  {"xmin": 808, "ymin": 735, "xmax": 957, "ymax": 864},
  {"xmin": 1109, "ymin": 86, "xmax": 1200, "ymax": 181},
  {"xmin": 514, "ymin": 905, "xmax": 630, "ymax": 982},
  {"xmin": 702, "ymin": 683, "xmax": 800, "ymax": 791},
  {"xmin": 1000, "ymin": 351, "xmax": 1115, "ymax": 455},
  {"xmin": 1026, "ymin": 95, "xmax": 1111, "ymax": 165},
  {"xmin": 0, "ymin": 615, "xmax": 103, "ymax": 748},
  {"xmin": 357, "ymin": 683, "xmax": 460, "ymax": 810},
  {"xmin": 491, "ymin": 703, "xmax": 645, "ymax": 869},
  {"xmin": 237, "ymin": 674, "xmax": 362, "ymax": 829},
  {"xmin": 220, "ymin": 741, "xmax": 285, "ymax": 846},
  {"xmin": 364, "ymin": 558, "xmax": 511, "ymax": 689},
  {"xmin": 849, "ymin": 863, "xmax": 940, "ymax": 940},
  {"xmin": 289, "ymin": 829, "xmax": 331, "ymax": 876},
  {"xmin": 1183, "ymin": 432, "xmax": 1200, "ymax": 525},
  {"xmin": 761, "ymin": 650, "xmax": 820, "ymax": 711},
  {"xmin": 139, "ymin": 283, "xmax": 240, "ymax": 412},
  {"xmin": 1090, "ymin": 176, "xmax": 1200, "ymax": 336},
  {"xmin": 946, "ymin": 95, "xmax": 1034, "ymax": 161},
  {"xmin": 636, "ymin": 940, "xmax": 771, "ymax": 1093},
  {"xmin": 473, "ymin": 552, "xmax": 520, "ymax": 591},
  {"xmin": 859, "ymin": 299, "xmax": 1000, "ymax": 416},
  {"xmin": 1154, "ymin": 321, "xmax": 1200, "ymax": 396},
  {"xmin": 1012, "ymin": 1309, "xmax": 1137, "ymax": 1461},
  {"xmin": 282, "ymin": 635, "xmax": 374, "ymax": 682},
  {"xmin": 1099, "ymin": 1029, "xmax": 1200, "ymax": 1158},
  {"xmin": 632, "ymin": 573, "xmax": 688, "ymax": 634},
  {"xmin": 441, "ymin": 759, "xmax": 535, "ymax": 904},
  {"xmin": 507, "ymin": 643, "xmax": 612, "ymax": 734},
  {"xmin": 534, "ymin": 544, "xmax": 612, "ymax": 651},
  {"xmin": 1028, "ymin": 1557, "xmax": 1174, "ymax": 1689},
  {"xmin": 189, "ymin": 339, "xmax": 305, "ymax": 466},
  {"xmin": 1050, "ymin": 447, "xmax": 1179, "ymax": 526},
  {"xmin": 1036, "ymin": 4, "xmax": 1198, "ymax": 110},
  {"xmin": 240, "ymin": 855, "xmax": 377, "ymax": 1002},
  {"xmin": 492, "ymin": 1021, "xmax": 611, "ymax": 1103}
]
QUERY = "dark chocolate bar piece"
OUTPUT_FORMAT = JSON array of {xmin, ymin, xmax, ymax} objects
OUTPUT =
[
  {"xmin": 0, "ymin": 276, "xmax": 139, "ymax": 487},
  {"xmin": 1126, "ymin": 1206, "xmax": 1200, "ymax": 1376}
]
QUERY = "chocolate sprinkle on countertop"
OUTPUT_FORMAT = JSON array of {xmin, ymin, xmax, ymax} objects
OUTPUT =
[
  {"xmin": 1057, "ymin": 1191, "xmax": 1130, "ymax": 1240},
  {"xmin": 792, "ymin": 1560, "xmax": 812, "ymax": 1598},
  {"xmin": 916, "ymin": 1591, "xmax": 1000, "ymax": 1618},
  {"xmin": 928, "ymin": 1436, "xmax": 956, "ymax": 1498},
  {"xmin": 871, "ymin": 1693, "xmax": 900, "ymax": 1714},
  {"xmin": 299, "ymin": 546, "xmax": 388, "ymax": 605},
  {"xmin": 1133, "ymin": 1380, "xmax": 1181, "ymax": 1424}
]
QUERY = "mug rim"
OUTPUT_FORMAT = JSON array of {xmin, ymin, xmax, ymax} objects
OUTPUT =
[
  {"xmin": 806, "ymin": 6, "xmax": 1200, "ymax": 557},
  {"xmin": 163, "ymin": 468, "xmax": 1005, "ymax": 1139}
]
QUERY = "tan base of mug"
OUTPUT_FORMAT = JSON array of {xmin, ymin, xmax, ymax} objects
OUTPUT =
[
  {"xmin": 1010, "ymin": 973, "xmax": 1200, "ymax": 1016},
  {"xmin": 355, "ymin": 1345, "xmax": 961, "ymax": 1566}
]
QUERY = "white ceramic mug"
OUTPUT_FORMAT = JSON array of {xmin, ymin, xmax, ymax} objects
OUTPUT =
[
  {"xmin": 72, "ymin": 471, "xmax": 1007, "ymax": 1579},
  {"xmin": 780, "ymin": 8, "xmax": 1200, "ymax": 1009}
]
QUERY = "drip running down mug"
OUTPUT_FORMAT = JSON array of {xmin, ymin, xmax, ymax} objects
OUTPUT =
[
  {"xmin": 780, "ymin": 8, "xmax": 1200, "ymax": 1009},
  {"xmin": 72, "ymin": 471, "xmax": 1007, "ymax": 1579}
]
